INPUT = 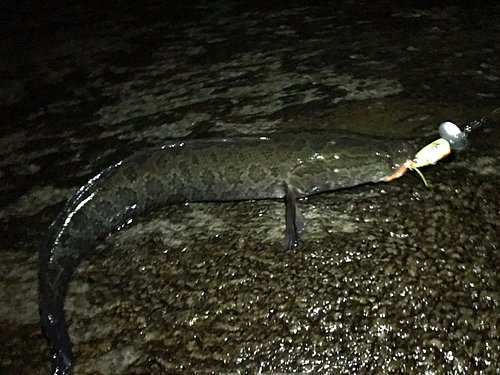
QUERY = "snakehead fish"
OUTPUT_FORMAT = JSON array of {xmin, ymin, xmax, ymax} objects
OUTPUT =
[{"xmin": 39, "ymin": 130, "xmax": 417, "ymax": 374}]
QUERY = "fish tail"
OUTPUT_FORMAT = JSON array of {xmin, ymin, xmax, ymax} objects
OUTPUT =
[{"xmin": 39, "ymin": 262, "xmax": 77, "ymax": 374}]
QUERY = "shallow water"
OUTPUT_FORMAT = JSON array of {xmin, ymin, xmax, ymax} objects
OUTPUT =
[{"xmin": 1, "ymin": 1, "xmax": 499, "ymax": 374}]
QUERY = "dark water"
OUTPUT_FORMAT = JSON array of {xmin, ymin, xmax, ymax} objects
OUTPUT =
[{"xmin": 1, "ymin": 1, "xmax": 499, "ymax": 374}]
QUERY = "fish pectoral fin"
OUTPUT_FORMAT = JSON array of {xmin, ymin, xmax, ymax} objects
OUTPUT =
[{"xmin": 284, "ymin": 182, "xmax": 306, "ymax": 250}]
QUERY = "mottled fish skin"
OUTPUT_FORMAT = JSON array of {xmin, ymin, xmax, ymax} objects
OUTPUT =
[{"xmin": 39, "ymin": 130, "xmax": 416, "ymax": 374}]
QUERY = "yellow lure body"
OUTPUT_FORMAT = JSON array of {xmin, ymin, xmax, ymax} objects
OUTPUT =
[{"xmin": 412, "ymin": 138, "xmax": 451, "ymax": 168}]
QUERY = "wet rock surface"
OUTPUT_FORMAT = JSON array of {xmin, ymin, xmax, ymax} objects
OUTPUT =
[{"xmin": 1, "ymin": 1, "xmax": 499, "ymax": 374}]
